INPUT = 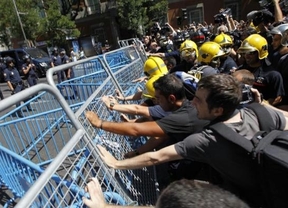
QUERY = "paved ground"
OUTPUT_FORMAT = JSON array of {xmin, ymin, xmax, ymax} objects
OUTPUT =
[
  {"xmin": 0, "ymin": 76, "xmax": 56, "ymax": 207},
  {"xmin": 0, "ymin": 76, "xmax": 51, "ymax": 100}
]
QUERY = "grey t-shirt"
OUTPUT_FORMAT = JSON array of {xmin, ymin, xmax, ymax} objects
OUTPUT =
[{"xmin": 174, "ymin": 106, "xmax": 285, "ymax": 194}]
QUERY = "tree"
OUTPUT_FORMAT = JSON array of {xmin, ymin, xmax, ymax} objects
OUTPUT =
[
  {"xmin": 116, "ymin": 0, "xmax": 168, "ymax": 36},
  {"xmin": 37, "ymin": 0, "xmax": 80, "ymax": 47},
  {"xmin": 0, "ymin": 0, "xmax": 80, "ymax": 48}
]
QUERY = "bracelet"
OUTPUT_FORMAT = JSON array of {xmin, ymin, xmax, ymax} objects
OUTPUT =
[{"xmin": 100, "ymin": 120, "xmax": 103, "ymax": 129}]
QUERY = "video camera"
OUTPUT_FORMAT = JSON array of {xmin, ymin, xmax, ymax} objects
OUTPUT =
[
  {"xmin": 226, "ymin": 30, "xmax": 242, "ymax": 48},
  {"xmin": 258, "ymin": 0, "xmax": 288, "ymax": 15},
  {"xmin": 214, "ymin": 8, "xmax": 231, "ymax": 24},
  {"xmin": 252, "ymin": 9, "xmax": 274, "ymax": 26},
  {"xmin": 151, "ymin": 22, "xmax": 171, "ymax": 36}
]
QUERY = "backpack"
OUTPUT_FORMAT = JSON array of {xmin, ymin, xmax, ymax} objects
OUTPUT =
[
  {"xmin": 173, "ymin": 71, "xmax": 198, "ymax": 100},
  {"xmin": 208, "ymin": 103, "xmax": 288, "ymax": 208}
]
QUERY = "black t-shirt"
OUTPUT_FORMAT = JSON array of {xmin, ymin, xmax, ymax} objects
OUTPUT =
[
  {"xmin": 156, "ymin": 99, "xmax": 209, "ymax": 143},
  {"xmin": 169, "ymin": 60, "xmax": 194, "ymax": 74},
  {"xmin": 277, "ymin": 53, "xmax": 288, "ymax": 94},
  {"xmin": 239, "ymin": 63, "xmax": 285, "ymax": 100}
]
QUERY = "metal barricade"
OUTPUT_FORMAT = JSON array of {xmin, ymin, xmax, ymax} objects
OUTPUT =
[
  {"xmin": 0, "ymin": 84, "xmax": 136, "ymax": 207},
  {"xmin": 46, "ymin": 45, "xmax": 146, "ymax": 107},
  {"xmin": 45, "ymin": 45, "xmax": 159, "ymax": 205},
  {"xmin": 118, "ymin": 38, "xmax": 147, "ymax": 63},
  {"xmin": 2, "ymin": 45, "xmax": 158, "ymax": 207}
]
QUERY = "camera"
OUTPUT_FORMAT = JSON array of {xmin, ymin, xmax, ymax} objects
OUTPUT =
[
  {"xmin": 151, "ymin": 23, "xmax": 160, "ymax": 35},
  {"xmin": 226, "ymin": 30, "xmax": 242, "ymax": 48},
  {"xmin": 240, "ymin": 84, "xmax": 254, "ymax": 105},
  {"xmin": 214, "ymin": 8, "xmax": 231, "ymax": 24},
  {"xmin": 160, "ymin": 24, "xmax": 170, "ymax": 35},
  {"xmin": 252, "ymin": 9, "xmax": 274, "ymax": 26},
  {"xmin": 258, "ymin": 0, "xmax": 288, "ymax": 16}
]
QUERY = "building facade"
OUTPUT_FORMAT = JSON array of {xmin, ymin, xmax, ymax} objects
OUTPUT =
[
  {"xmin": 167, "ymin": 0, "xmax": 261, "ymax": 29},
  {"xmin": 70, "ymin": 0, "xmax": 261, "ymax": 56}
]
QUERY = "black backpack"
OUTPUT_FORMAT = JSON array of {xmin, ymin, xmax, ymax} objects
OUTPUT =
[{"xmin": 209, "ymin": 103, "xmax": 288, "ymax": 208}]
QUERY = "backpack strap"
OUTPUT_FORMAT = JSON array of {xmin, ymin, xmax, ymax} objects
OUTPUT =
[
  {"xmin": 209, "ymin": 122, "xmax": 254, "ymax": 152},
  {"xmin": 245, "ymin": 103, "xmax": 275, "ymax": 132}
]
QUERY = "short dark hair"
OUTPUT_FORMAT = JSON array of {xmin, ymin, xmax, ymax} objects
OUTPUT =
[
  {"xmin": 156, "ymin": 179, "xmax": 250, "ymax": 208},
  {"xmin": 164, "ymin": 56, "xmax": 176, "ymax": 68},
  {"xmin": 153, "ymin": 74, "xmax": 186, "ymax": 100},
  {"xmin": 197, "ymin": 74, "xmax": 242, "ymax": 120},
  {"xmin": 232, "ymin": 69, "xmax": 255, "ymax": 86}
]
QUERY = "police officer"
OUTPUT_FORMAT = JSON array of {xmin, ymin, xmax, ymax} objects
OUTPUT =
[
  {"xmin": 22, "ymin": 55, "xmax": 38, "ymax": 87},
  {"xmin": 59, "ymin": 48, "xmax": 78, "ymax": 99},
  {"xmin": 3, "ymin": 57, "xmax": 32, "ymax": 117},
  {"xmin": 51, "ymin": 47, "xmax": 65, "ymax": 84},
  {"xmin": 0, "ymin": 57, "xmax": 5, "ymax": 100}
]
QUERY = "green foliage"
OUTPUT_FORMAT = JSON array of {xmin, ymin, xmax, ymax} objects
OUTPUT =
[
  {"xmin": 0, "ymin": 0, "xmax": 80, "ymax": 48},
  {"xmin": 116, "ymin": 0, "xmax": 168, "ymax": 36},
  {"xmin": 38, "ymin": 0, "xmax": 80, "ymax": 46}
]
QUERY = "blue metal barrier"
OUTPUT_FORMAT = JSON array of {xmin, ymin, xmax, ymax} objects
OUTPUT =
[
  {"xmin": 0, "ymin": 84, "xmax": 136, "ymax": 207},
  {"xmin": 0, "ymin": 45, "xmax": 158, "ymax": 207}
]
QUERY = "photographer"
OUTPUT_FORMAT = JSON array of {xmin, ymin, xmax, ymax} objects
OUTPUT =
[{"xmin": 214, "ymin": 8, "xmax": 235, "ymax": 34}]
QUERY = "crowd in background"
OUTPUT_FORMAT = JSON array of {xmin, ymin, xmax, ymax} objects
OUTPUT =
[{"xmin": 140, "ymin": 0, "xmax": 288, "ymax": 111}]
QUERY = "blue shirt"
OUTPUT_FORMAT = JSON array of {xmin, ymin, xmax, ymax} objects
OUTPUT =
[{"xmin": 3, "ymin": 67, "xmax": 22, "ymax": 83}]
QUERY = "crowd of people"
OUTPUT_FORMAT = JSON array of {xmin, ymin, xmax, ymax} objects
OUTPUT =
[{"xmin": 83, "ymin": 1, "xmax": 288, "ymax": 208}]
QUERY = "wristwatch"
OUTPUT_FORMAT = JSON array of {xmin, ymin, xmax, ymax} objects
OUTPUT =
[{"xmin": 109, "ymin": 102, "xmax": 115, "ymax": 110}]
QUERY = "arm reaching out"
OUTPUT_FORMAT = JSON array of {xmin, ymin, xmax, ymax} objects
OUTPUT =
[{"xmin": 96, "ymin": 144, "xmax": 182, "ymax": 170}]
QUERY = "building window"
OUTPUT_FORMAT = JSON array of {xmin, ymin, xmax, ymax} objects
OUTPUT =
[
  {"xmin": 189, "ymin": 8, "xmax": 203, "ymax": 24},
  {"xmin": 187, "ymin": 3, "xmax": 204, "ymax": 25},
  {"xmin": 224, "ymin": 0, "xmax": 240, "ymax": 21},
  {"xmin": 86, "ymin": 0, "xmax": 100, "ymax": 14}
]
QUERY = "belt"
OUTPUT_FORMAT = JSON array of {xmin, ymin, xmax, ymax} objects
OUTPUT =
[{"xmin": 12, "ymin": 81, "xmax": 23, "ymax": 86}]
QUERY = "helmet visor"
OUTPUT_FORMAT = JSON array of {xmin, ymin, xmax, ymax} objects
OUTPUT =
[{"xmin": 237, "ymin": 40, "xmax": 257, "ymax": 54}]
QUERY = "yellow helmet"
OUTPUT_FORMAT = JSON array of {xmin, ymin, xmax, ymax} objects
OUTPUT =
[
  {"xmin": 198, "ymin": 42, "xmax": 226, "ymax": 64},
  {"xmin": 142, "ymin": 75, "xmax": 162, "ymax": 98},
  {"xmin": 237, "ymin": 34, "xmax": 268, "ymax": 59},
  {"xmin": 179, "ymin": 40, "xmax": 199, "ymax": 60},
  {"xmin": 213, "ymin": 33, "xmax": 233, "ymax": 47},
  {"xmin": 143, "ymin": 57, "xmax": 168, "ymax": 77}
]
